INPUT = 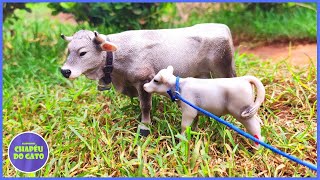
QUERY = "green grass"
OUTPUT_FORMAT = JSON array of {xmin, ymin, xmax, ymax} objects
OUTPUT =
[
  {"xmin": 2, "ymin": 3, "xmax": 317, "ymax": 177},
  {"xmin": 166, "ymin": 3, "xmax": 316, "ymax": 44}
]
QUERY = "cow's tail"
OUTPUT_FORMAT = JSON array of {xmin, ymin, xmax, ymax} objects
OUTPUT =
[{"xmin": 241, "ymin": 76, "xmax": 265, "ymax": 118}]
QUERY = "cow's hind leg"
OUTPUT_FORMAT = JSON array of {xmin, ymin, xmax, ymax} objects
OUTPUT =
[
  {"xmin": 137, "ymin": 85, "xmax": 152, "ymax": 136},
  {"xmin": 215, "ymin": 57, "xmax": 236, "ymax": 78},
  {"xmin": 212, "ymin": 44, "xmax": 236, "ymax": 78}
]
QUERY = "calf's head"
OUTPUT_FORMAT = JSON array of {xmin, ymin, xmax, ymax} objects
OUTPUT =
[
  {"xmin": 143, "ymin": 66, "xmax": 176, "ymax": 93},
  {"xmin": 60, "ymin": 30, "xmax": 117, "ymax": 80}
]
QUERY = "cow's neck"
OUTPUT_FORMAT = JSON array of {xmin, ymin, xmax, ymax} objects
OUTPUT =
[{"xmin": 84, "ymin": 59, "xmax": 105, "ymax": 80}]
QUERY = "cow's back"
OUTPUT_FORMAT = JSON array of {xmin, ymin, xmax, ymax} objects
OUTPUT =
[
  {"xmin": 109, "ymin": 23, "xmax": 235, "ymax": 96},
  {"xmin": 111, "ymin": 23, "xmax": 231, "ymax": 40}
]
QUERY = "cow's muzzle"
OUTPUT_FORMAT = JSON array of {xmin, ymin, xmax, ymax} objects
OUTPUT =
[{"xmin": 60, "ymin": 68, "xmax": 71, "ymax": 78}]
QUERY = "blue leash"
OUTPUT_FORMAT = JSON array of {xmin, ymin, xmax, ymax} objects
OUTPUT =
[{"xmin": 167, "ymin": 76, "xmax": 317, "ymax": 171}]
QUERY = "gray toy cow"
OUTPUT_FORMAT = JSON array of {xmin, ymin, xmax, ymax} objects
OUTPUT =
[{"xmin": 60, "ymin": 23, "xmax": 236, "ymax": 136}]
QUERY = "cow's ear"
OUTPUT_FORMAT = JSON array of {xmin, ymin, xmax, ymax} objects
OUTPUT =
[{"xmin": 100, "ymin": 41, "xmax": 118, "ymax": 52}]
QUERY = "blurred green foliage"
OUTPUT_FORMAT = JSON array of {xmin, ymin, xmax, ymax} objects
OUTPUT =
[
  {"xmin": 47, "ymin": 3, "xmax": 175, "ymax": 32},
  {"xmin": 3, "ymin": 3, "xmax": 31, "ymax": 22},
  {"xmin": 3, "ymin": 2, "xmax": 316, "ymax": 43},
  {"xmin": 173, "ymin": 3, "xmax": 316, "ymax": 43},
  {"xmin": 245, "ymin": 2, "xmax": 316, "ymax": 11}
]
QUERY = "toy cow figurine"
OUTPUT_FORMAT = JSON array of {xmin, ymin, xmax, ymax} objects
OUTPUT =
[
  {"xmin": 60, "ymin": 23, "xmax": 236, "ymax": 136},
  {"xmin": 144, "ymin": 66, "xmax": 265, "ymax": 146}
]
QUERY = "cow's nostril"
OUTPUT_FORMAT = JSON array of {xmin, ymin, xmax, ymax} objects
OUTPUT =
[{"xmin": 60, "ymin": 68, "xmax": 72, "ymax": 78}]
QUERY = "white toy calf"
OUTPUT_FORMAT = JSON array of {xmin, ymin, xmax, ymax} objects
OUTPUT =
[{"xmin": 143, "ymin": 66, "xmax": 265, "ymax": 147}]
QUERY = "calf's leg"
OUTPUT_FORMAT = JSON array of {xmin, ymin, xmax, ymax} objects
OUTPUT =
[
  {"xmin": 181, "ymin": 105, "xmax": 198, "ymax": 135},
  {"xmin": 240, "ymin": 114, "xmax": 262, "ymax": 147},
  {"xmin": 192, "ymin": 115, "xmax": 200, "ymax": 131}
]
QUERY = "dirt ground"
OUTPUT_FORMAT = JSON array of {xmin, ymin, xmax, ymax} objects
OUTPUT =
[
  {"xmin": 55, "ymin": 13, "xmax": 77, "ymax": 25},
  {"xmin": 238, "ymin": 43, "xmax": 317, "ymax": 67}
]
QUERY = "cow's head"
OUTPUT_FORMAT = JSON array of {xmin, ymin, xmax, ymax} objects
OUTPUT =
[{"xmin": 60, "ymin": 30, "xmax": 117, "ymax": 80}]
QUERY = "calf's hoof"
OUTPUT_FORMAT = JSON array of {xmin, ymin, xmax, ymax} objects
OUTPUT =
[{"xmin": 253, "ymin": 135, "xmax": 265, "ymax": 149}]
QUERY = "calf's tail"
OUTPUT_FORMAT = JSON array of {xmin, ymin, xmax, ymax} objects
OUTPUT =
[{"xmin": 241, "ymin": 76, "xmax": 265, "ymax": 118}]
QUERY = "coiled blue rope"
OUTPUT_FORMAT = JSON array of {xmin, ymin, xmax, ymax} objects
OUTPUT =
[{"xmin": 167, "ymin": 76, "xmax": 317, "ymax": 171}]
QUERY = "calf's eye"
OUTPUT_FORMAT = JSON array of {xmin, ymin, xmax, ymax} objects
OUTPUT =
[
  {"xmin": 153, "ymin": 79, "xmax": 159, "ymax": 83},
  {"xmin": 80, "ymin": 52, "xmax": 87, "ymax": 56}
]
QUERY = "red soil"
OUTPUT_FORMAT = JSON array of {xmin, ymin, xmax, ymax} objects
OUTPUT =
[{"xmin": 238, "ymin": 43, "xmax": 317, "ymax": 67}]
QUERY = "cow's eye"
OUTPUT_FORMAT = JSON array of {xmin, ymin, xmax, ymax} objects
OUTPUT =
[
  {"xmin": 153, "ymin": 79, "xmax": 159, "ymax": 83},
  {"xmin": 80, "ymin": 52, "xmax": 87, "ymax": 56}
]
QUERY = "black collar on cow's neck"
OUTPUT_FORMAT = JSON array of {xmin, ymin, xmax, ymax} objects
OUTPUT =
[
  {"xmin": 98, "ymin": 38, "xmax": 114, "ymax": 91},
  {"xmin": 103, "ymin": 51, "xmax": 114, "ymax": 83}
]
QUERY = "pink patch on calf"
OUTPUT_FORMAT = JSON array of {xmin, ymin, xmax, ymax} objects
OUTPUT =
[{"xmin": 254, "ymin": 135, "xmax": 259, "ymax": 145}]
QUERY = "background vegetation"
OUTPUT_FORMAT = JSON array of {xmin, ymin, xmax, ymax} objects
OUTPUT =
[
  {"xmin": 2, "ymin": 2, "xmax": 317, "ymax": 177},
  {"xmin": 179, "ymin": 3, "xmax": 316, "ymax": 44},
  {"xmin": 4, "ymin": 2, "xmax": 316, "ymax": 43},
  {"xmin": 47, "ymin": 3, "xmax": 171, "ymax": 32}
]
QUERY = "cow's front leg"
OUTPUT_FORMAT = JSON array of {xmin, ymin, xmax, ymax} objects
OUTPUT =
[{"xmin": 137, "ymin": 85, "xmax": 152, "ymax": 136}]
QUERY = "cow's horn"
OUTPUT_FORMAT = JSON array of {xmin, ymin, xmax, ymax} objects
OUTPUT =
[
  {"xmin": 61, "ymin": 34, "xmax": 73, "ymax": 42},
  {"xmin": 94, "ymin": 31, "xmax": 105, "ymax": 44}
]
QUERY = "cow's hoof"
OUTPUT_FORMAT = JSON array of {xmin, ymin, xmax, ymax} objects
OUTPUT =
[
  {"xmin": 139, "ymin": 129, "xmax": 150, "ymax": 137},
  {"xmin": 138, "ymin": 124, "xmax": 150, "ymax": 137},
  {"xmin": 97, "ymin": 85, "xmax": 111, "ymax": 91},
  {"xmin": 174, "ymin": 137, "xmax": 180, "ymax": 144}
]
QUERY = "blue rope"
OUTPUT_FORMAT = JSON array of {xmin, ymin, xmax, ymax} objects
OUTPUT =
[
  {"xmin": 167, "ymin": 76, "xmax": 180, "ymax": 102},
  {"xmin": 167, "ymin": 76, "xmax": 317, "ymax": 171}
]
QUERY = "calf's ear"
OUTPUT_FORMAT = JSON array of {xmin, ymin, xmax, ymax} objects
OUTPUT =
[
  {"xmin": 100, "ymin": 41, "xmax": 118, "ymax": 52},
  {"xmin": 167, "ymin": 66, "xmax": 174, "ymax": 74}
]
